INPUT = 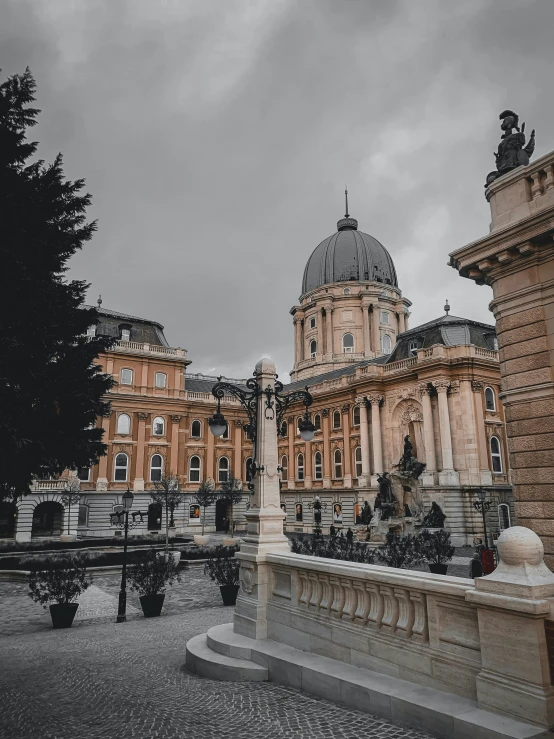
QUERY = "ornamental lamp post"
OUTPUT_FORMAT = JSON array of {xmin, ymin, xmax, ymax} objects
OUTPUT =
[
  {"xmin": 110, "ymin": 488, "xmax": 147, "ymax": 624},
  {"xmin": 473, "ymin": 488, "xmax": 495, "ymax": 575}
]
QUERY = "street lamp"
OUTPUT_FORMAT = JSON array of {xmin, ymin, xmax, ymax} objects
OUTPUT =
[
  {"xmin": 473, "ymin": 489, "xmax": 492, "ymax": 549},
  {"xmin": 308, "ymin": 495, "xmax": 328, "ymax": 537},
  {"xmin": 110, "ymin": 488, "xmax": 147, "ymax": 623},
  {"xmin": 209, "ymin": 373, "xmax": 314, "ymax": 490}
]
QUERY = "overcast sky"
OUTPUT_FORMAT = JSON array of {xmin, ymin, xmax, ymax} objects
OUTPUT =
[{"xmin": 3, "ymin": 0, "xmax": 553, "ymax": 379}]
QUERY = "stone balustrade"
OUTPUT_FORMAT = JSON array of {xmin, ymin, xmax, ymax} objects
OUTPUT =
[
  {"xmin": 114, "ymin": 340, "xmax": 187, "ymax": 359},
  {"xmin": 382, "ymin": 357, "xmax": 417, "ymax": 373}
]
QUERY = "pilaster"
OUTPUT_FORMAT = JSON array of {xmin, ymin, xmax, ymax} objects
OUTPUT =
[{"xmin": 356, "ymin": 396, "xmax": 370, "ymax": 487}]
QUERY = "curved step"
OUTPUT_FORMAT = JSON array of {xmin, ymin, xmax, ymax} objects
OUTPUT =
[
  {"xmin": 207, "ymin": 623, "xmax": 253, "ymax": 660},
  {"xmin": 185, "ymin": 633, "xmax": 268, "ymax": 682}
]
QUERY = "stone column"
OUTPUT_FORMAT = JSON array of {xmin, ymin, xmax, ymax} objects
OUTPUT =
[
  {"xmin": 235, "ymin": 358, "xmax": 290, "ymax": 640},
  {"xmin": 466, "ymin": 527, "xmax": 554, "ymax": 727},
  {"xmin": 294, "ymin": 318, "xmax": 301, "ymax": 365},
  {"xmin": 316, "ymin": 309, "xmax": 324, "ymax": 357},
  {"xmin": 433, "ymin": 380, "xmax": 460, "ymax": 486},
  {"xmin": 322, "ymin": 409, "xmax": 331, "ymax": 488},
  {"xmin": 418, "ymin": 384, "xmax": 436, "ymax": 486},
  {"xmin": 140, "ymin": 359, "xmax": 148, "ymax": 395},
  {"xmin": 287, "ymin": 416, "xmax": 295, "ymax": 490},
  {"xmin": 96, "ymin": 410, "xmax": 112, "ymax": 491},
  {"xmin": 304, "ymin": 440, "xmax": 312, "ymax": 488},
  {"xmin": 367, "ymin": 394, "xmax": 383, "ymax": 483},
  {"xmin": 361, "ymin": 300, "xmax": 371, "ymax": 356},
  {"xmin": 234, "ymin": 420, "xmax": 243, "ymax": 481},
  {"xmin": 472, "ymin": 381, "xmax": 493, "ymax": 485},
  {"xmin": 371, "ymin": 305, "xmax": 380, "ymax": 353},
  {"xmin": 398, "ymin": 310, "xmax": 406, "ymax": 333},
  {"xmin": 356, "ymin": 397, "xmax": 371, "ymax": 487},
  {"xmin": 325, "ymin": 305, "xmax": 334, "ymax": 358},
  {"xmin": 206, "ymin": 421, "xmax": 215, "ymax": 483},
  {"xmin": 342, "ymin": 404, "xmax": 352, "ymax": 488},
  {"xmin": 133, "ymin": 412, "xmax": 148, "ymax": 491},
  {"xmin": 170, "ymin": 415, "xmax": 181, "ymax": 476}
]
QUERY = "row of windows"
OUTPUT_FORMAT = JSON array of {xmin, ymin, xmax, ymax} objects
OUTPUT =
[
  {"xmin": 112, "ymin": 453, "xmax": 248, "ymax": 483},
  {"xmin": 279, "ymin": 407, "xmax": 361, "ymax": 438},
  {"xmin": 306, "ymin": 309, "xmax": 392, "ymax": 332},
  {"xmin": 280, "ymin": 448, "xmax": 362, "ymax": 481},
  {"xmin": 115, "ymin": 414, "xmax": 231, "ymax": 439},
  {"xmin": 118, "ymin": 369, "xmax": 168, "ymax": 388},
  {"xmin": 307, "ymin": 332, "xmax": 392, "ymax": 357}
]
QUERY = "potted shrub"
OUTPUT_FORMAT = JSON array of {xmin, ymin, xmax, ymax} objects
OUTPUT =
[
  {"xmin": 204, "ymin": 545, "xmax": 240, "ymax": 605},
  {"xmin": 419, "ymin": 528, "xmax": 455, "ymax": 575},
  {"xmin": 28, "ymin": 554, "xmax": 91, "ymax": 629},
  {"xmin": 127, "ymin": 548, "xmax": 181, "ymax": 617},
  {"xmin": 375, "ymin": 533, "xmax": 422, "ymax": 569}
]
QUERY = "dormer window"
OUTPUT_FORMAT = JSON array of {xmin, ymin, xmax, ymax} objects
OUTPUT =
[
  {"xmin": 86, "ymin": 325, "xmax": 96, "ymax": 338},
  {"xmin": 408, "ymin": 340, "xmax": 418, "ymax": 357},
  {"xmin": 121, "ymin": 329, "xmax": 130, "ymax": 341}
]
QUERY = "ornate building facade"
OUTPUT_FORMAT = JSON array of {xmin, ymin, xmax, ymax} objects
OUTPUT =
[{"xmin": 2, "ymin": 206, "xmax": 513, "ymax": 545}]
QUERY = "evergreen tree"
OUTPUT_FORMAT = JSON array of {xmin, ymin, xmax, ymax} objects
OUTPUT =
[
  {"xmin": 0, "ymin": 68, "xmax": 114, "ymax": 500},
  {"xmin": 193, "ymin": 479, "xmax": 217, "ymax": 536}
]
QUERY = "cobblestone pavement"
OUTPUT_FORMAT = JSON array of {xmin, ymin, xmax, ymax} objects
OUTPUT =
[{"xmin": 0, "ymin": 572, "xmax": 435, "ymax": 739}]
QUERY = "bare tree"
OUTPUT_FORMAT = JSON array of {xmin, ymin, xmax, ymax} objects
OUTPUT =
[
  {"xmin": 218, "ymin": 473, "xmax": 243, "ymax": 535},
  {"xmin": 193, "ymin": 479, "xmax": 217, "ymax": 535},
  {"xmin": 151, "ymin": 472, "xmax": 185, "ymax": 552},
  {"xmin": 60, "ymin": 477, "xmax": 81, "ymax": 536}
]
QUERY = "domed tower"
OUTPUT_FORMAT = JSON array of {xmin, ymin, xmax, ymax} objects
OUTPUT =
[{"xmin": 290, "ymin": 193, "xmax": 411, "ymax": 381}]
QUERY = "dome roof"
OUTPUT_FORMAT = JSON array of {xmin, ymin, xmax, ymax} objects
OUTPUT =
[{"xmin": 301, "ymin": 213, "xmax": 398, "ymax": 295}]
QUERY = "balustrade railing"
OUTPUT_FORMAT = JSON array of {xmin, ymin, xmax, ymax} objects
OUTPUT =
[{"xmin": 382, "ymin": 357, "xmax": 417, "ymax": 373}]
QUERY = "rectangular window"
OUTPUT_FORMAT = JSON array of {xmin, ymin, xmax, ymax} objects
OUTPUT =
[
  {"xmin": 77, "ymin": 504, "xmax": 89, "ymax": 527},
  {"xmin": 121, "ymin": 329, "xmax": 131, "ymax": 341},
  {"xmin": 381, "ymin": 311, "xmax": 389, "ymax": 324},
  {"xmin": 77, "ymin": 467, "xmax": 90, "ymax": 481},
  {"xmin": 309, "ymin": 317, "xmax": 316, "ymax": 329},
  {"xmin": 189, "ymin": 505, "xmax": 200, "ymax": 521},
  {"xmin": 155, "ymin": 372, "xmax": 167, "ymax": 389},
  {"xmin": 120, "ymin": 368, "xmax": 133, "ymax": 385},
  {"xmin": 86, "ymin": 326, "xmax": 96, "ymax": 338}
]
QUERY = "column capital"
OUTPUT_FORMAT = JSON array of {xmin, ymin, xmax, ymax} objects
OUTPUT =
[
  {"xmin": 101, "ymin": 408, "xmax": 113, "ymax": 418},
  {"xmin": 341, "ymin": 403, "xmax": 351, "ymax": 413},
  {"xmin": 137, "ymin": 412, "xmax": 149, "ymax": 421},
  {"xmin": 432, "ymin": 379, "xmax": 451, "ymax": 394},
  {"xmin": 417, "ymin": 382, "xmax": 432, "ymax": 397},
  {"xmin": 287, "ymin": 415, "xmax": 294, "ymax": 424},
  {"xmin": 234, "ymin": 419, "xmax": 244, "ymax": 427},
  {"xmin": 471, "ymin": 380, "xmax": 484, "ymax": 393},
  {"xmin": 354, "ymin": 395, "xmax": 368, "ymax": 407},
  {"xmin": 321, "ymin": 408, "xmax": 330, "ymax": 418},
  {"xmin": 171, "ymin": 415, "xmax": 182, "ymax": 423},
  {"xmin": 367, "ymin": 393, "xmax": 384, "ymax": 406}
]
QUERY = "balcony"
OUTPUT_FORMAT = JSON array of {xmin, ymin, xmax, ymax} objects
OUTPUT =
[{"xmin": 112, "ymin": 340, "xmax": 188, "ymax": 361}]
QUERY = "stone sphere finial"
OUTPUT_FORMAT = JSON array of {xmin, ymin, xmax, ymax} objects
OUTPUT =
[
  {"xmin": 255, "ymin": 357, "xmax": 276, "ymax": 375},
  {"xmin": 497, "ymin": 526, "xmax": 544, "ymax": 567}
]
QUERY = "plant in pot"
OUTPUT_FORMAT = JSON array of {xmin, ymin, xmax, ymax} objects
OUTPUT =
[
  {"xmin": 127, "ymin": 548, "xmax": 181, "ymax": 618},
  {"xmin": 419, "ymin": 528, "xmax": 455, "ymax": 575},
  {"xmin": 204, "ymin": 545, "xmax": 240, "ymax": 605},
  {"xmin": 28, "ymin": 554, "xmax": 92, "ymax": 629},
  {"xmin": 375, "ymin": 533, "xmax": 422, "ymax": 570}
]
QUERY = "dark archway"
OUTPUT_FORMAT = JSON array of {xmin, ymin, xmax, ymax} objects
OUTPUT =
[
  {"xmin": 32, "ymin": 501, "xmax": 63, "ymax": 537},
  {"xmin": 148, "ymin": 503, "xmax": 162, "ymax": 531},
  {"xmin": 0, "ymin": 502, "xmax": 17, "ymax": 538},
  {"xmin": 215, "ymin": 498, "xmax": 228, "ymax": 532}
]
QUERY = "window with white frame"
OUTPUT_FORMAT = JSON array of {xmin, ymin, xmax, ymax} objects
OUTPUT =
[
  {"xmin": 121, "ymin": 328, "xmax": 131, "ymax": 342},
  {"xmin": 310, "ymin": 340, "xmax": 317, "ymax": 358},
  {"xmin": 191, "ymin": 420, "xmax": 201, "ymax": 438},
  {"xmin": 218, "ymin": 456, "xmax": 229, "ymax": 483},
  {"xmin": 314, "ymin": 451, "xmax": 322, "ymax": 480},
  {"xmin": 342, "ymin": 333, "xmax": 354, "ymax": 353},
  {"xmin": 116, "ymin": 413, "xmax": 131, "ymax": 435},
  {"xmin": 77, "ymin": 467, "xmax": 90, "ymax": 481},
  {"xmin": 280, "ymin": 421, "xmax": 288, "ymax": 437},
  {"xmin": 382, "ymin": 334, "xmax": 392, "ymax": 353},
  {"xmin": 280, "ymin": 455, "xmax": 288, "ymax": 480},
  {"xmin": 490, "ymin": 436, "xmax": 503, "ymax": 473},
  {"xmin": 485, "ymin": 387, "xmax": 496, "ymax": 411},
  {"xmin": 120, "ymin": 368, "xmax": 133, "ymax": 385},
  {"xmin": 189, "ymin": 455, "xmax": 201, "ymax": 483},
  {"xmin": 332, "ymin": 410, "xmax": 341, "ymax": 429},
  {"xmin": 498, "ymin": 503, "xmax": 511, "ymax": 531},
  {"xmin": 354, "ymin": 447, "xmax": 363, "ymax": 478},
  {"xmin": 150, "ymin": 454, "xmax": 163, "ymax": 482},
  {"xmin": 297, "ymin": 453, "xmax": 304, "ymax": 481},
  {"xmin": 222, "ymin": 423, "xmax": 230, "ymax": 440},
  {"xmin": 152, "ymin": 416, "xmax": 165, "ymax": 436},
  {"xmin": 352, "ymin": 406, "xmax": 360, "ymax": 426},
  {"xmin": 313, "ymin": 413, "xmax": 321, "ymax": 431},
  {"xmin": 309, "ymin": 316, "xmax": 316, "ymax": 329},
  {"xmin": 155, "ymin": 372, "xmax": 167, "ymax": 389},
  {"xmin": 408, "ymin": 340, "xmax": 418, "ymax": 357},
  {"xmin": 86, "ymin": 325, "xmax": 96, "ymax": 338},
  {"xmin": 381, "ymin": 311, "xmax": 389, "ymax": 324},
  {"xmin": 114, "ymin": 453, "xmax": 128, "ymax": 481},
  {"xmin": 334, "ymin": 449, "xmax": 343, "ymax": 478}
]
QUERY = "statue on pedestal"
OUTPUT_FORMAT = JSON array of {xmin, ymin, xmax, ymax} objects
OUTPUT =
[
  {"xmin": 375, "ymin": 473, "xmax": 397, "ymax": 521},
  {"xmin": 485, "ymin": 110, "xmax": 536, "ymax": 188},
  {"xmin": 396, "ymin": 435, "xmax": 426, "ymax": 480},
  {"xmin": 422, "ymin": 501, "xmax": 446, "ymax": 528}
]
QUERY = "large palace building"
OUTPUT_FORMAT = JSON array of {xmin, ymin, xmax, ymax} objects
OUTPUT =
[{"xmin": 2, "ymin": 205, "xmax": 513, "ymax": 545}]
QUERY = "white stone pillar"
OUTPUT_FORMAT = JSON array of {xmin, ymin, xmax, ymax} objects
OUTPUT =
[
  {"xmin": 361, "ymin": 301, "xmax": 371, "ymax": 356},
  {"xmin": 294, "ymin": 318, "xmax": 301, "ymax": 365},
  {"xmin": 398, "ymin": 310, "xmax": 406, "ymax": 333},
  {"xmin": 418, "ymin": 384, "xmax": 436, "ymax": 486},
  {"xmin": 367, "ymin": 394, "xmax": 383, "ymax": 483},
  {"xmin": 433, "ymin": 379, "xmax": 459, "ymax": 486},
  {"xmin": 96, "ymin": 410, "xmax": 112, "ymax": 491},
  {"xmin": 356, "ymin": 397, "xmax": 370, "ymax": 487},
  {"xmin": 371, "ymin": 305, "xmax": 380, "ymax": 353},
  {"xmin": 316, "ymin": 309, "xmax": 324, "ymax": 358},
  {"xmin": 325, "ymin": 305, "xmax": 334, "ymax": 358},
  {"xmin": 342, "ymin": 404, "xmax": 352, "ymax": 488},
  {"xmin": 235, "ymin": 358, "xmax": 290, "ymax": 640}
]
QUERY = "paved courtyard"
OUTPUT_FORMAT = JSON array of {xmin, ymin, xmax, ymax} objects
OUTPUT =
[{"xmin": 0, "ymin": 569, "xmax": 438, "ymax": 739}]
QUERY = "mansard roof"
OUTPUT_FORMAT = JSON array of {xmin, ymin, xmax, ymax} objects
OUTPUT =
[{"xmin": 85, "ymin": 305, "xmax": 169, "ymax": 347}]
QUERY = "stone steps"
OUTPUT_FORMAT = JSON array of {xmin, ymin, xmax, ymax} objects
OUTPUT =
[{"xmin": 186, "ymin": 623, "xmax": 551, "ymax": 739}]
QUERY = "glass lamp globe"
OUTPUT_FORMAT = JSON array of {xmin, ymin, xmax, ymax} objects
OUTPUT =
[
  {"xmin": 209, "ymin": 412, "xmax": 228, "ymax": 437},
  {"xmin": 298, "ymin": 418, "xmax": 316, "ymax": 442},
  {"xmin": 122, "ymin": 488, "xmax": 134, "ymax": 511}
]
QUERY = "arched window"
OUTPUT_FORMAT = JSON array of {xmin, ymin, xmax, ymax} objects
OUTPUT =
[
  {"xmin": 297, "ymin": 453, "xmax": 304, "ymax": 481},
  {"xmin": 153, "ymin": 416, "xmax": 165, "ymax": 436},
  {"xmin": 408, "ymin": 340, "xmax": 418, "ymax": 357},
  {"xmin": 155, "ymin": 372, "xmax": 167, "ymax": 389},
  {"xmin": 334, "ymin": 449, "xmax": 343, "ymax": 479},
  {"xmin": 314, "ymin": 451, "xmax": 322, "ymax": 480},
  {"xmin": 352, "ymin": 406, "xmax": 360, "ymax": 426},
  {"xmin": 114, "ymin": 453, "xmax": 128, "ymax": 481},
  {"xmin": 120, "ymin": 327, "xmax": 131, "ymax": 342},
  {"xmin": 354, "ymin": 447, "xmax": 363, "ymax": 478},
  {"xmin": 78, "ymin": 503, "xmax": 89, "ymax": 527},
  {"xmin": 280, "ymin": 455, "xmax": 288, "ymax": 480},
  {"xmin": 382, "ymin": 334, "xmax": 391, "ymax": 353},
  {"xmin": 342, "ymin": 333, "xmax": 354, "ymax": 353},
  {"xmin": 191, "ymin": 420, "xmax": 201, "ymax": 438},
  {"xmin": 116, "ymin": 413, "xmax": 131, "ymax": 435},
  {"xmin": 332, "ymin": 410, "xmax": 341, "ymax": 429},
  {"xmin": 485, "ymin": 387, "xmax": 496, "ymax": 411},
  {"xmin": 189, "ymin": 455, "xmax": 201, "ymax": 483},
  {"xmin": 490, "ymin": 436, "xmax": 503, "ymax": 473},
  {"xmin": 245, "ymin": 457, "xmax": 253, "ymax": 481},
  {"xmin": 120, "ymin": 368, "xmax": 133, "ymax": 385},
  {"xmin": 313, "ymin": 413, "xmax": 321, "ymax": 431},
  {"xmin": 150, "ymin": 454, "xmax": 163, "ymax": 482},
  {"xmin": 498, "ymin": 503, "xmax": 511, "ymax": 531},
  {"xmin": 343, "ymin": 287, "xmax": 351, "ymax": 295},
  {"xmin": 310, "ymin": 340, "xmax": 317, "ymax": 358},
  {"xmin": 280, "ymin": 421, "xmax": 288, "ymax": 437},
  {"xmin": 309, "ymin": 316, "xmax": 316, "ymax": 329},
  {"xmin": 218, "ymin": 456, "xmax": 229, "ymax": 483}
]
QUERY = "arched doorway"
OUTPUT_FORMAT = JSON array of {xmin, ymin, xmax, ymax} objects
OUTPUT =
[
  {"xmin": 215, "ymin": 498, "xmax": 228, "ymax": 532},
  {"xmin": 32, "ymin": 501, "xmax": 63, "ymax": 537},
  {"xmin": 148, "ymin": 503, "xmax": 162, "ymax": 531},
  {"xmin": 0, "ymin": 502, "xmax": 17, "ymax": 538}
]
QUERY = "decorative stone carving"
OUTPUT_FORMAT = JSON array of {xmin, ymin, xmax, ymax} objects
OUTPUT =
[
  {"xmin": 432, "ymin": 379, "xmax": 450, "ymax": 394},
  {"xmin": 396, "ymin": 386, "xmax": 417, "ymax": 401},
  {"xmin": 171, "ymin": 415, "xmax": 181, "ymax": 423},
  {"xmin": 486, "ymin": 423, "xmax": 503, "ymax": 438},
  {"xmin": 417, "ymin": 382, "xmax": 431, "ymax": 398},
  {"xmin": 449, "ymin": 380, "xmax": 460, "ymax": 394},
  {"xmin": 366, "ymin": 394, "xmax": 384, "ymax": 406},
  {"xmin": 471, "ymin": 380, "xmax": 484, "ymax": 393},
  {"xmin": 341, "ymin": 403, "xmax": 350, "ymax": 413},
  {"xmin": 354, "ymin": 395, "xmax": 367, "ymax": 407},
  {"xmin": 399, "ymin": 404, "xmax": 424, "ymax": 426},
  {"xmin": 137, "ymin": 412, "xmax": 149, "ymax": 421},
  {"xmin": 240, "ymin": 566, "xmax": 254, "ymax": 594},
  {"xmin": 321, "ymin": 409, "xmax": 330, "ymax": 417},
  {"xmin": 287, "ymin": 415, "xmax": 294, "ymax": 424},
  {"xmin": 485, "ymin": 110, "xmax": 536, "ymax": 188},
  {"xmin": 101, "ymin": 408, "xmax": 113, "ymax": 418},
  {"xmin": 234, "ymin": 419, "xmax": 244, "ymax": 427}
]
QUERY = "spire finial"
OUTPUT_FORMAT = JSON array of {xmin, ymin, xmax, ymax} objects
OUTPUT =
[
  {"xmin": 444, "ymin": 299, "xmax": 450, "ymax": 315},
  {"xmin": 345, "ymin": 186, "xmax": 349, "ymax": 218},
  {"xmin": 97, "ymin": 294, "xmax": 103, "ymax": 309}
]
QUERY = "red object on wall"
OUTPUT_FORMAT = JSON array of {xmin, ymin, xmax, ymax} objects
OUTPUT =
[{"xmin": 481, "ymin": 549, "xmax": 495, "ymax": 575}]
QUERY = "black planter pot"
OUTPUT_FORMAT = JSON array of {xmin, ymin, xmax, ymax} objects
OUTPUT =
[
  {"xmin": 220, "ymin": 585, "xmax": 239, "ymax": 606},
  {"xmin": 428, "ymin": 563, "xmax": 449, "ymax": 575},
  {"xmin": 49, "ymin": 603, "xmax": 79, "ymax": 629},
  {"xmin": 139, "ymin": 593, "xmax": 165, "ymax": 618}
]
